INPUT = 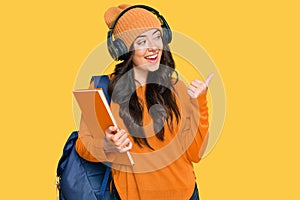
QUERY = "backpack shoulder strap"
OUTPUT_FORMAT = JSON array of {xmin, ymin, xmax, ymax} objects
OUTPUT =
[
  {"xmin": 57, "ymin": 131, "xmax": 78, "ymax": 177},
  {"xmin": 91, "ymin": 75, "xmax": 111, "ymax": 104},
  {"xmin": 57, "ymin": 75, "xmax": 112, "ymax": 199},
  {"xmin": 90, "ymin": 75, "xmax": 112, "ymax": 197}
]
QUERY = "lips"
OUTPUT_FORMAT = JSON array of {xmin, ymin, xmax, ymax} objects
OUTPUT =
[{"xmin": 145, "ymin": 53, "xmax": 159, "ymax": 63}]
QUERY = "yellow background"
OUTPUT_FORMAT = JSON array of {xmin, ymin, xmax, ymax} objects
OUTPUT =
[{"xmin": 1, "ymin": 0, "xmax": 299, "ymax": 199}]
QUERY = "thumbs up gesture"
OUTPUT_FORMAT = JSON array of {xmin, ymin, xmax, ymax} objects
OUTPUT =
[{"xmin": 187, "ymin": 73, "xmax": 214, "ymax": 98}]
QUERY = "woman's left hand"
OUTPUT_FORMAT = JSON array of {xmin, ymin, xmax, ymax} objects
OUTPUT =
[{"xmin": 187, "ymin": 73, "xmax": 214, "ymax": 98}]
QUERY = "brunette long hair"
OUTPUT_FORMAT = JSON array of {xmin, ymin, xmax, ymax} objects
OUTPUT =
[{"xmin": 108, "ymin": 44, "xmax": 180, "ymax": 150}]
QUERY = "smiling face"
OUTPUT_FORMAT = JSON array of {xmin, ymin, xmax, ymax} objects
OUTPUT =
[{"xmin": 131, "ymin": 29, "xmax": 163, "ymax": 84}]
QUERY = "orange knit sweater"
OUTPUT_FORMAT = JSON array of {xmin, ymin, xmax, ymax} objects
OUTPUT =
[{"xmin": 76, "ymin": 79, "xmax": 209, "ymax": 200}]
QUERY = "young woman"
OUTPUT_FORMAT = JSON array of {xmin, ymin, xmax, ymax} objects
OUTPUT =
[{"xmin": 76, "ymin": 4, "xmax": 211, "ymax": 200}]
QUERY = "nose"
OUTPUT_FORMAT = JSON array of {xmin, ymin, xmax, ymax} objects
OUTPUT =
[{"xmin": 147, "ymin": 39, "xmax": 159, "ymax": 51}]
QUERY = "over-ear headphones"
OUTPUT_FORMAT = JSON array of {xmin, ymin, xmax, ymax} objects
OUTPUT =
[{"xmin": 107, "ymin": 5, "xmax": 172, "ymax": 61}]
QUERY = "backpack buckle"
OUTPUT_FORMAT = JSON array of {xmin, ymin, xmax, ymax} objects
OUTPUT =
[{"xmin": 55, "ymin": 176, "xmax": 61, "ymax": 190}]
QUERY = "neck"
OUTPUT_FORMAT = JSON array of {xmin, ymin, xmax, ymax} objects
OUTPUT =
[{"xmin": 133, "ymin": 66, "xmax": 148, "ymax": 86}]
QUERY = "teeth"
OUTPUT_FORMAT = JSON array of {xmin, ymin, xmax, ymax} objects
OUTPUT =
[{"xmin": 146, "ymin": 54, "xmax": 157, "ymax": 59}]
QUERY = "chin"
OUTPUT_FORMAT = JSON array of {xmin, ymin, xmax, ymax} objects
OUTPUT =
[{"xmin": 148, "ymin": 64, "xmax": 160, "ymax": 72}]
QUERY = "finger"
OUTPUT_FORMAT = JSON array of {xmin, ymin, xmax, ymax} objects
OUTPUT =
[
  {"xmin": 116, "ymin": 139, "xmax": 130, "ymax": 153},
  {"xmin": 188, "ymin": 81, "xmax": 208, "ymax": 98},
  {"xmin": 192, "ymin": 80, "xmax": 207, "ymax": 89},
  {"xmin": 127, "ymin": 141, "xmax": 132, "ymax": 149},
  {"xmin": 105, "ymin": 126, "xmax": 117, "ymax": 140},
  {"xmin": 187, "ymin": 89, "xmax": 197, "ymax": 98},
  {"xmin": 119, "ymin": 132, "xmax": 129, "ymax": 143},
  {"xmin": 188, "ymin": 82, "xmax": 199, "ymax": 92},
  {"xmin": 205, "ymin": 72, "xmax": 215, "ymax": 86},
  {"xmin": 190, "ymin": 80, "xmax": 202, "ymax": 88},
  {"xmin": 110, "ymin": 125, "xmax": 118, "ymax": 131},
  {"xmin": 111, "ymin": 129, "xmax": 125, "ymax": 143},
  {"xmin": 106, "ymin": 126, "xmax": 118, "ymax": 134},
  {"xmin": 194, "ymin": 80, "xmax": 207, "ymax": 89},
  {"xmin": 120, "ymin": 141, "xmax": 132, "ymax": 153},
  {"xmin": 119, "ymin": 138, "xmax": 131, "ymax": 150},
  {"xmin": 187, "ymin": 88, "xmax": 196, "ymax": 98},
  {"xmin": 187, "ymin": 85, "xmax": 195, "ymax": 93},
  {"xmin": 114, "ymin": 132, "xmax": 129, "ymax": 147}
]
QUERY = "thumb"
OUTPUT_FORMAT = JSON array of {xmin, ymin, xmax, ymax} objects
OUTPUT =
[{"xmin": 205, "ymin": 72, "xmax": 215, "ymax": 86}]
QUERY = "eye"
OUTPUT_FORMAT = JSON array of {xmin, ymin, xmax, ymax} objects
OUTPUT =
[
  {"xmin": 136, "ymin": 40, "xmax": 146, "ymax": 46},
  {"xmin": 153, "ymin": 34, "xmax": 162, "ymax": 40}
]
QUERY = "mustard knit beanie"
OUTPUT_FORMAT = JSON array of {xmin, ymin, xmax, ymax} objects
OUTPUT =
[{"xmin": 104, "ymin": 4, "xmax": 162, "ymax": 50}]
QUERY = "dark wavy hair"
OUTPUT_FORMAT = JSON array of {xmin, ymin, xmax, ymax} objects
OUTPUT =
[{"xmin": 108, "ymin": 44, "xmax": 181, "ymax": 150}]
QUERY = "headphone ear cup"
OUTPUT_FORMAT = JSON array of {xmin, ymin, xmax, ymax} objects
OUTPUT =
[
  {"xmin": 108, "ymin": 43, "xmax": 118, "ymax": 61},
  {"xmin": 112, "ymin": 38, "xmax": 128, "ymax": 61},
  {"xmin": 161, "ymin": 25, "xmax": 172, "ymax": 44}
]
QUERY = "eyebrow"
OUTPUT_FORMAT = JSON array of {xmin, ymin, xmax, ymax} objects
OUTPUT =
[{"xmin": 136, "ymin": 29, "xmax": 161, "ymax": 39}]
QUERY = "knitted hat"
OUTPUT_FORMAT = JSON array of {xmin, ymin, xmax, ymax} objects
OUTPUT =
[{"xmin": 104, "ymin": 4, "xmax": 162, "ymax": 50}]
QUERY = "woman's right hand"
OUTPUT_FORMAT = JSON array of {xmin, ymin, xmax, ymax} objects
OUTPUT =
[{"xmin": 103, "ymin": 126, "xmax": 132, "ymax": 153}]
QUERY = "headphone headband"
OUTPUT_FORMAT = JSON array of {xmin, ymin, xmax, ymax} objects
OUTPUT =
[
  {"xmin": 109, "ymin": 5, "xmax": 162, "ymax": 30},
  {"xmin": 107, "ymin": 5, "xmax": 172, "ymax": 61}
]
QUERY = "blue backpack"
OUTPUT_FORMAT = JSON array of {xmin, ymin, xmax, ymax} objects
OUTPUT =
[{"xmin": 56, "ymin": 75, "xmax": 112, "ymax": 200}]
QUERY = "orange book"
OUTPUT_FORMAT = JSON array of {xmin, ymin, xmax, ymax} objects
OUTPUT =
[{"xmin": 73, "ymin": 88, "xmax": 134, "ymax": 165}]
